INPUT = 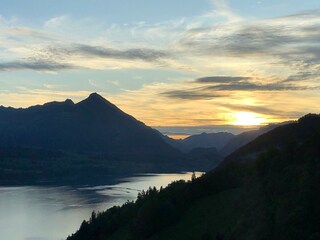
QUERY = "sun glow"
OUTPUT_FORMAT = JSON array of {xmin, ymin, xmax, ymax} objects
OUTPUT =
[{"xmin": 232, "ymin": 112, "xmax": 266, "ymax": 126}]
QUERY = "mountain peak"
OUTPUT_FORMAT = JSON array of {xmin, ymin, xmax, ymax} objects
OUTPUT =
[
  {"xmin": 80, "ymin": 92, "xmax": 110, "ymax": 105},
  {"xmin": 89, "ymin": 92, "xmax": 101, "ymax": 98},
  {"xmin": 77, "ymin": 93, "xmax": 120, "ymax": 113},
  {"xmin": 87, "ymin": 92, "xmax": 106, "ymax": 101},
  {"xmin": 65, "ymin": 99, "xmax": 74, "ymax": 105}
]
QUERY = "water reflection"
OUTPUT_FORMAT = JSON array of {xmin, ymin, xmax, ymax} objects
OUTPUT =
[{"xmin": 0, "ymin": 172, "xmax": 202, "ymax": 240}]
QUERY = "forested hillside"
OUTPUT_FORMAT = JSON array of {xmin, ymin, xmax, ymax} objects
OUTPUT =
[{"xmin": 67, "ymin": 114, "xmax": 320, "ymax": 240}]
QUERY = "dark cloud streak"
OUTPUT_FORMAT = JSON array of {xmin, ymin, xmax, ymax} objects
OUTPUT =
[
  {"xmin": 206, "ymin": 82, "xmax": 309, "ymax": 91},
  {"xmin": 196, "ymin": 76, "xmax": 251, "ymax": 83},
  {"xmin": 75, "ymin": 45, "xmax": 170, "ymax": 61},
  {"xmin": 0, "ymin": 60, "xmax": 75, "ymax": 71},
  {"xmin": 161, "ymin": 89, "xmax": 225, "ymax": 100}
]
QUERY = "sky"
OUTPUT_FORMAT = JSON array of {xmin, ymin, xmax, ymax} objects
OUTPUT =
[{"xmin": 0, "ymin": 0, "xmax": 320, "ymax": 132}]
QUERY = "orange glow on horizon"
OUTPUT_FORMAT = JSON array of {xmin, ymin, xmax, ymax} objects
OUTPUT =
[{"xmin": 167, "ymin": 135, "xmax": 190, "ymax": 140}]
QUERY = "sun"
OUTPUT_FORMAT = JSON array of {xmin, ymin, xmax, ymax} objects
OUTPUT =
[{"xmin": 232, "ymin": 112, "xmax": 266, "ymax": 126}]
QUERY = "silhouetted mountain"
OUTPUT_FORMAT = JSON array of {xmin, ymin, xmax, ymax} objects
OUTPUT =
[
  {"xmin": 67, "ymin": 114, "xmax": 320, "ymax": 240},
  {"xmin": 164, "ymin": 132, "xmax": 234, "ymax": 153},
  {"xmin": 0, "ymin": 93, "xmax": 178, "ymax": 156},
  {"xmin": 220, "ymin": 122, "xmax": 290, "ymax": 157}
]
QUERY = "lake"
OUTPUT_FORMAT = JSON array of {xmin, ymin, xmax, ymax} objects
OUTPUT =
[{"xmin": 0, "ymin": 172, "xmax": 201, "ymax": 240}]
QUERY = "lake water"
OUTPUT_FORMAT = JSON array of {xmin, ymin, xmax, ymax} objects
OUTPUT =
[{"xmin": 0, "ymin": 172, "xmax": 201, "ymax": 240}]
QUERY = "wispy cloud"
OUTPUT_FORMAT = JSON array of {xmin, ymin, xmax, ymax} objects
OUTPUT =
[
  {"xmin": 205, "ymin": 82, "xmax": 310, "ymax": 91},
  {"xmin": 196, "ymin": 76, "xmax": 251, "ymax": 83},
  {"xmin": 5, "ymin": 27, "xmax": 57, "ymax": 41},
  {"xmin": 210, "ymin": 0, "xmax": 242, "ymax": 22},
  {"xmin": 283, "ymin": 72, "xmax": 320, "ymax": 83},
  {"xmin": 71, "ymin": 45, "xmax": 170, "ymax": 61},
  {"xmin": 220, "ymin": 103, "xmax": 305, "ymax": 118},
  {"xmin": 161, "ymin": 89, "xmax": 224, "ymax": 100},
  {"xmin": 0, "ymin": 60, "xmax": 75, "ymax": 72},
  {"xmin": 44, "ymin": 16, "xmax": 69, "ymax": 28}
]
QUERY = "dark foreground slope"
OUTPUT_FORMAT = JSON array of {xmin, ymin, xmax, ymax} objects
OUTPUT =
[
  {"xmin": 0, "ymin": 93, "xmax": 220, "ymax": 185},
  {"xmin": 67, "ymin": 114, "xmax": 320, "ymax": 240}
]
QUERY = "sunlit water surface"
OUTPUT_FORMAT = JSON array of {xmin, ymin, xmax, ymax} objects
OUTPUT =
[{"xmin": 0, "ymin": 172, "xmax": 201, "ymax": 240}]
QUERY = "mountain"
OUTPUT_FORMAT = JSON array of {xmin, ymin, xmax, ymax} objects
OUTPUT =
[
  {"xmin": 67, "ymin": 114, "xmax": 320, "ymax": 240},
  {"xmin": 164, "ymin": 132, "xmax": 234, "ymax": 153},
  {"xmin": 0, "ymin": 93, "xmax": 178, "ymax": 157},
  {"xmin": 220, "ymin": 122, "xmax": 289, "ymax": 157}
]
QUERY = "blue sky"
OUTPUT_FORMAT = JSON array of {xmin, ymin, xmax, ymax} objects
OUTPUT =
[
  {"xmin": 0, "ymin": 0, "xmax": 212, "ymax": 24},
  {"xmin": 1, "ymin": 0, "xmax": 319, "ymax": 23},
  {"xmin": 0, "ymin": 0, "xmax": 320, "ymax": 129}
]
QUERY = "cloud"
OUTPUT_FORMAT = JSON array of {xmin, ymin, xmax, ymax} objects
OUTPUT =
[
  {"xmin": 5, "ymin": 27, "xmax": 57, "ymax": 41},
  {"xmin": 220, "ymin": 103, "xmax": 305, "ymax": 118},
  {"xmin": 283, "ymin": 72, "xmax": 320, "ymax": 83},
  {"xmin": 73, "ymin": 44, "xmax": 170, "ymax": 61},
  {"xmin": 210, "ymin": 0, "xmax": 242, "ymax": 22},
  {"xmin": 0, "ymin": 60, "xmax": 75, "ymax": 72},
  {"xmin": 161, "ymin": 89, "xmax": 224, "ymax": 100},
  {"xmin": 44, "ymin": 16, "xmax": 68, "ymax": 28},
  {"xmin": 196, "ymin": 76, "xmax": 251, "ymax": 83},
  {"xmin": 205, "ymin": 82, "xmax": 310, "ymax": 91}
]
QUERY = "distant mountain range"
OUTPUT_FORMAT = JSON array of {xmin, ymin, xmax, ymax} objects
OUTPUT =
[
  {"xmin": 163, "ymin": 132, "xmax": 234, "ymax": 153},
  {"xmin": 67, "ymin": 113, "xmax": 320, "ymax": 240},
  {"xmin": 164, "ymin": 123, "xmax": 288, "ymax": 157}
]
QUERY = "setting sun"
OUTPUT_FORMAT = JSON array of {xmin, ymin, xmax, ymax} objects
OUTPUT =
[{"xmin": 232, "ymin": 112, "xmax": 266, "ymax": 126}]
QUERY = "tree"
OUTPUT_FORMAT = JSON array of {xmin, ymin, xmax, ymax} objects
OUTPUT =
[{"xmin": 191, "ymin": 172, "xmax": 196, "ymax": 182}]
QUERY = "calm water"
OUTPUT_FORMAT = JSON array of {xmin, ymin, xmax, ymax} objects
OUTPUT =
[{"xmin": 0, "ymin": 172, "xmax": 201, "ymax": 240}]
